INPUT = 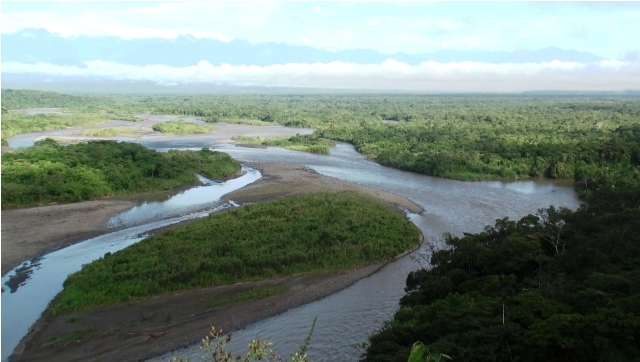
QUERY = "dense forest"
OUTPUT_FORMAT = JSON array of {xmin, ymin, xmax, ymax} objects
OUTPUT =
[
  {"xmin": 362, "ymin": 183, "xmax": 640, "ymax": 362},
  {"xmin": 3, "ymin": 89, "xmax": 638, "ymax": 188},
  {"xmin": 1, "ymin": 139, "xmax": 240, "ymax": 207},
  {"xmin": 1, "ymin": 89, "xmax": 110, "ymax": 109},
  {"xmin": 46, "ymin": 192, "xmax": 421, "ymax": 315},
  {"xmin": 1, "ymin": 111, "xmax": 110, "ymax": 140},
  {"xmin": 2, "ymin": 89, "xmax": 639, "ymax": 360}
]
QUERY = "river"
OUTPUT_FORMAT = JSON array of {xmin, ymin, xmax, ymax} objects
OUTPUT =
[
  {"xmin": 1, "ymin": 168, "xmax": 262, "ymax": 362},
  {"xmin": 3, "ymin": 129, "xmax": 580, "ymax": 362}
]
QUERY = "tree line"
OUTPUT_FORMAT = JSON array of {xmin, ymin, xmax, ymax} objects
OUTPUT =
[
  {"xmin": 4, "ymin": 90, "xmax": 637, "ymax": 190},
  {"xmin": 1, "ymin": 139, "xmax": 240, "ymax": 207},
  {"xmin": 361, "ymin": 183, "xmax": 640, "ymax": 362}
]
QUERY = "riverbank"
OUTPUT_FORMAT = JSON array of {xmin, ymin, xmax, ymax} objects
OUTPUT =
[
  {"xmin": 223, "ymin": 162, "xmax": 423, "ymax": 213},
  {"xmin": 1, "ymin": 199, "xmax": 135, "ymax": 276},
  {"xmin": 9, "ymin": 162, "xmax": 424, "ymax": 362},
  {"xmin": 13, "ymin": 263, "xmax": 393, "ymax": 362}
]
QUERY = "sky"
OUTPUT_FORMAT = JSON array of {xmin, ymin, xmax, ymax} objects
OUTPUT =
[{"xmin": 2, "ymin": 1, "xmax": 640, "ymax": 92}]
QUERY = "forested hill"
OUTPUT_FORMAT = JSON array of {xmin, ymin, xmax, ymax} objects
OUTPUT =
[{"xmin": 362, "ymin": 184, "xmax": 640, "ymax": 362}]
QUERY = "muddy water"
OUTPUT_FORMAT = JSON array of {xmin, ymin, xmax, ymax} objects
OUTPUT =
[
  {"xmin": 1, "ymin": 168, "xmax": 262, "ymax": 362},
  {"xmin": 3, "ymin": 128, "xmax": 581, "ymax": 362}
]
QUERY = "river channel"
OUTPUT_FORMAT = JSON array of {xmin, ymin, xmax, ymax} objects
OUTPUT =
[
  {"xmin": 4, "ymin": 130, "xmax": 580, "ymax": 362},
  {"xmin": 1, "ymin": 168, "xmax": 262, "ymax": 362}
]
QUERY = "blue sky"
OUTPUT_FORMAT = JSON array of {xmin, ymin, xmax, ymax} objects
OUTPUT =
[
  {"xmin": 3, "ymin": 1, "xmax": 639, "ymax": 59},
  {"xmin": 2, "ymin": 2, "xmax": 640, "ymax": 91}
]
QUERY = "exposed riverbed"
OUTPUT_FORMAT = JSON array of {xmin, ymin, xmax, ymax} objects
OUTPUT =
[
  {"xmin": 148, "ymin": 142, "xmax": 580, "ymax": 362},
  {"xmin": 2, "ymin": 168, "xmax": 262, "ymax": 362},
  {"xmin": 3, "ymin": 124, "xmax": 581, "ymax": 362}
]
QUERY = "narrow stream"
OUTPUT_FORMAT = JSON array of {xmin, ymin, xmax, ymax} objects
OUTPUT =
[{"xmin": 1, "ymin": 168, "xmax": 262, "ymax": 362}]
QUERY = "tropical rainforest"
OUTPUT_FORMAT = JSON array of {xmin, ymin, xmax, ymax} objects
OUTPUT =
[
  {"xmin": 3, "ymin": 89, "xmax": 639, "ymax": 191},
  {"xmin": 47, "ymin": 192, "xmax": 421, "ymax": 315},
  {"xmin": 2, "ymin": 89, "xmax": 640, "ymax": 361},
  {"xmin": 361, "ymin": 182, "xmax": 640, "ymax": 362},
  {"xmin": 1, "ymin": 139, "xmax": 240, "ymax": 207}
]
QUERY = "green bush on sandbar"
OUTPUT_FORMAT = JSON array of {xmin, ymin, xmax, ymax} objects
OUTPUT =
[{"xmin": 48, "ymin": 191, "xmax": 421, "ymax": 315}]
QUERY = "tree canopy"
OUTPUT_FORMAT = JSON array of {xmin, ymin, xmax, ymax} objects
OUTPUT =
[
  {"xmin": 362, "ymin": 185, "xmax": 640, "ymax": 362},
  {"xmin": 1, "ymin": 140, "xmax": 240, "ymax": 207}
]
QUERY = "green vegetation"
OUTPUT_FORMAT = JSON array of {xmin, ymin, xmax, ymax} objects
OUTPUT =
[
  {"xmin": 49, "ymin": 328, "xmax": 94, "ymax": 347},
  {"xmin": 176, "ymin": 319, "xmax": 442, "ymax": 362},
  {"xmin": 1, "ymin": 140, "xmax": 240, "ymax": 207},
  {"xmin": 80, "ymin": 127, "xmax": 141, "ymax": 138},
  {"xmin": 9, "ymin": 90, "xmax": 639, "ymax": 360},
  {"xmin": 3, "ymin": 90, "xmax": 638, "ymax": 190},
  {"xmin": 232, "ymin": 134, "xmax": 336, "ymax": 154},
  {"xmin": 407, "ymin": 343, "xmax": 451, "ymax": 362},
  {"xmin": 47, "ymin": 192, "xmax": 421, "ymax": 315},
  {"xmin": 152, "ymin": 94, "xmax": 640, "ymax": 189},
  {"xmin": 104, "ymin": 110, "xmax": 142, "ymax": 122},
  {"xmin": 173, "ymin": 320, "xmax": 317, "ymax": 362},
  {"xmin": 362, "ymin": 185, "xmax": 640, "ymax": 362},
  {"xmin": 1, "ymin": 89, "xmax": 104, "ymax": 109},
  {"xmin": 80, "ymin": 128, "xmax": 121, "ymax": 137},
  {"xmin": 152, "ymin": 120, "xmax": 216, "ymax": 135},
  {"xmin": 204, "ymin": 117, "xmax": 274, "ymax": 126},
  {"xmin": 205, "ymin": 285, "xmax": 290, "ymax": 309},
  {"xmin": 1, "ymin": 111, "xmax": 110, "ymax": 141},
  {"xmin": 111, "ymin": 114, "xmax": 141, "ymax": 122},
  {"xmin": 0, "ymin": 89, "xmax": 144, "ymax": 144},
  {"xmin": 148, "ymin": 94, "xmax": 640, "ymax": 186}
]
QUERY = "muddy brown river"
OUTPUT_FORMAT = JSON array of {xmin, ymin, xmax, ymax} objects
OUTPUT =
[{"xmin": 3, "ymin": 125, "xmax": 580, "ymax": 362}]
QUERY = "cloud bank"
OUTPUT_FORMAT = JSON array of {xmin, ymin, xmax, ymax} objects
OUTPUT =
[
  {"xmin": 3, "ymin": 59, "xmax": 638, "ymax": 92},
  {"xmin": 2, "ymin": 2, "xmax": 640, "ymax": 58}
]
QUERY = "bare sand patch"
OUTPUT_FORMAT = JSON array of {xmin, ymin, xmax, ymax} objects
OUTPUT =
[
  {"xmin": 1, "ymin": 200, "xmax": 135, "ymax": 276},
  {"xmin": 223, "ymin": 162, "xmax": 423, "ymax": 214},
  {"xmin": 9, "ymin": 162, "xmax": 423, "ymax": 362}
]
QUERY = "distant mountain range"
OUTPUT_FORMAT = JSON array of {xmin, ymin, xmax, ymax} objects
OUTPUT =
[{"xmin": 2, "ymin": 28, "xmax": 605, "ymax": 67}]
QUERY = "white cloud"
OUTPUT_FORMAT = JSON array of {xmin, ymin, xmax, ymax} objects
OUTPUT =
[
  {"xmin": 1, "ymin": 2, "xmax": 277, "ymax": 41},
  {"xmin": 3, "ymin": 2, "xmax": 639, "ymax": 58},
  {"xmin": 597, "ymin": 59, "xmax": 629, "ymax": 70},
  {"xmin": 3, "ymin": 60, "xmax": 638, "ymax": 92}
]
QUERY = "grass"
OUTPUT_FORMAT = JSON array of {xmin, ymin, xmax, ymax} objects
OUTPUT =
[
  {"xmin": 204, "ymin": 117, "xmax": 275, "ymax": 126},
  {"xmin": 206, "ymin": 285, "xmax": 290, "ymax": 309},
  {"xmin": 1, "ymin": 111, "xmax": 110, "ymax": 140},
  {"xmin": 80, "ymin": 127, "xmax": 142, "ymax": 138},
  {"xmin": 232, "ymin": 134, "xmax": 335, "ymax": 155},
  {"xmin": 47, "ymin": 192, "xmax": 421, "ymax": 315},
  {"xmin": 49, "ymin": 328, "xmax": 93, "ymax": 347},
  {"xmin": 152, "ymin": 120, "xmax": 216, "ymax": 135},
  {"xmin": 105, "ymin": 112, "xmax": 143, "ymax": 122}
]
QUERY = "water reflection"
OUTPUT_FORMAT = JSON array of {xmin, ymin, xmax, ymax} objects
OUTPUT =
[
  {"xmin": 109, "ymin": 173, "xmax": 256, "ymax": 229},
  {"xmin": 2, "ymin": 257, "xmax": 43, "ymax": 294}
]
